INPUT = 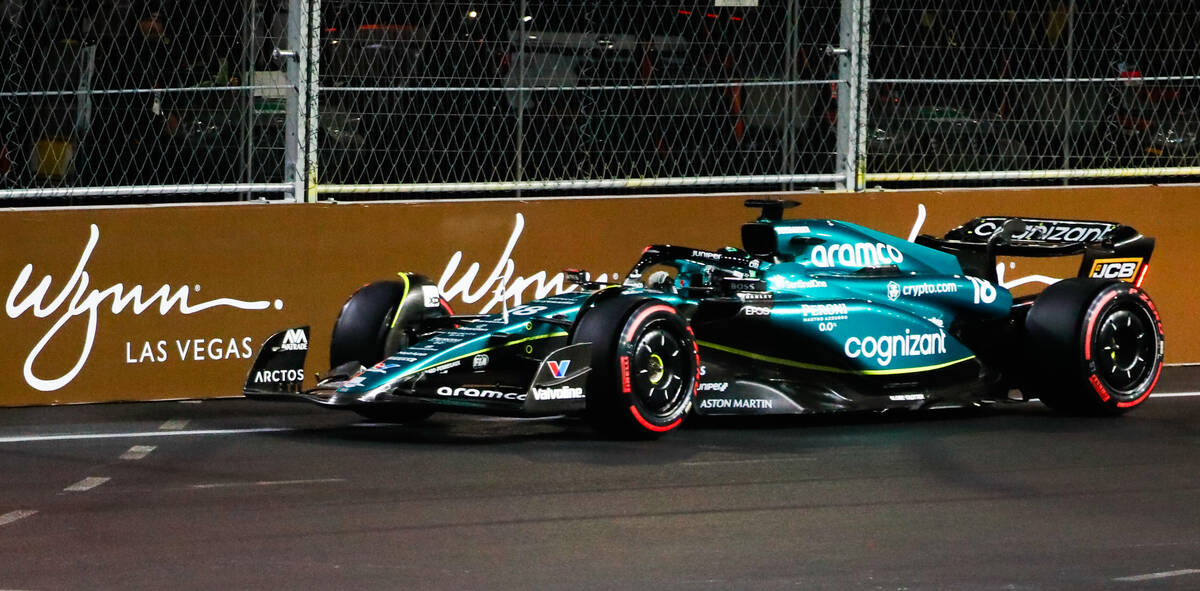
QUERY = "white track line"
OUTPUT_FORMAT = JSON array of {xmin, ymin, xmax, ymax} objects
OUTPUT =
[
  {"xmin": 0, "ymin": 424, "xmax": 400, "ymax": 444},
  {"xmin": 158, "ymin": 419, "xmax": 190, "ymax": 430},
  {"xmin": 0, "ymin": 510, "xmax": 37, "ymax": 528},
  {"xmin": 63, "ymin": 477, "xmax": 110, "ymax": 492},
  {"xmin": 682, "ymin": 457, "xmax": 818, "ymax": 467},
  {"xmin": 0, "ymin": 427, "xmax": 296, "ymax": 444},
  {"xmin": 475, "ymin": 415, "xmax": 566, "ymax": 422},
  {"xmin": 189, "ymin": 478, "xmax": 345, "ymax": 490},
  {"xmin": 119, "ymin": 445, "xmax": 156, "ymax": 460},
  {"xmin": 1153, "ymin": 391, "xmax": 1200, "ymax": 398},
  {"xmin": 1114, "ymin": 568, "xmax": 1200, "ymax": 582}
]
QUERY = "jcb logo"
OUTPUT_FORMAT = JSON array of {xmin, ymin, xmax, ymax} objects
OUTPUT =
[
  {"xmin": 1089, "ymin": 258, "xmax": 1142, "ymax": 282},
  {"xmin": 279, "ymin": 328, "xmax": 308, "ymax": 351}
]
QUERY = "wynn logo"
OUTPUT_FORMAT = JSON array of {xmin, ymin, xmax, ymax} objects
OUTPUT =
[
  {"xmin": 436, "ymin": 213, "xmax": 612, "ymax": 313},
  {"xmin": 5, "ymin": 224, "xmax": 281, "ymax": 392}
]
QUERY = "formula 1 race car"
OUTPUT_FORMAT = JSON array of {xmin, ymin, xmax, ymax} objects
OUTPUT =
[{"xmin": 243, "ymin": 200, "xmax": 1164, "ymax": 437}]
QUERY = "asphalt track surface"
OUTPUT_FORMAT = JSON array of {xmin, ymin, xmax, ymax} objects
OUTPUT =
[{"xmin": 2, "ymin": 368, "xmax": 1199, "ymax": 590}]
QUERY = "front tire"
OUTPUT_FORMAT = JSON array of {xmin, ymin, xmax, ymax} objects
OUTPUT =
[
  {"xmin": 1023, "ymin": 279, "xmax": 1164, "ymax": 415},
  {"xmin": 330, "ymin": 275, "xmax": 448, "ymax": 424},
  {"xmin": 329, "ymin": 275, "xmax": 448, "ymax": 369},
  {"xmin": 572, "ymin": 296, "xmax": 698, "ymax": 438}
]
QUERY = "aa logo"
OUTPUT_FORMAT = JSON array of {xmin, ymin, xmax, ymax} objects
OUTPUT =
[{"xmin": 280, "ymin": 328, "xmax": 309, "ymax": 351}]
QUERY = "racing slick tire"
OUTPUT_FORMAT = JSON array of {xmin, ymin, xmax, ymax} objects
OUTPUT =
[
  {"xmin": 1023, "ymin": 278, "xmax": 1164, "ymax": 415},
  {"xmin": 572, "ymin": 296, "xmax": 699, "ymax": 438},
  {"xmin": 330, "ymin": 275, "xmax": 449, "ymax": 423}
]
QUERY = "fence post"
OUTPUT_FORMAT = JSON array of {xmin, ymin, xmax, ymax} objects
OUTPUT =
[
  {"xmin": 305, "ymin": 0, "xmax": 321, "ymax": 202},
  {"xmin": 284, "ymin": 0, "xmax": 319, "ymax": 203},
  {"xmin": 835, "ymin": 0, "xmax": 868, "ymax": 191}
]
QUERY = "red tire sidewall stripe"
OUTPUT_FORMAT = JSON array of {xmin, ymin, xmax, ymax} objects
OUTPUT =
[
  {"xmin": 1117, "ymin": 361, "xmax": 1161, "ymax": 408},
  {"xmin": 629, "ymin": 405, "xmax": 683, "ymax": 433},
  {"xmin": 1084, "ymin": 286, "xmax": 1163, "ymax": 407},
  {"xmin": 621, "ymin": 303, "xmax": 693, "ymax": 430},
  {"xmin": 1083, "ymin": 290, "xmax": 1118, "ymax": 362},
  {"xmin": 622, "ymin": 304, "xmax": 676, "ymax": 342}
]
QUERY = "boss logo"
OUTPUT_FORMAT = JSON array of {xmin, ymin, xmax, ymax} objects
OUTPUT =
[{"xmin": 1089, "ymin": 258, "xmax": 1142, "ymax": 282}]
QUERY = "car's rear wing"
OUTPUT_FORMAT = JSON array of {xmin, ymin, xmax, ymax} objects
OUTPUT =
[{"xmin": 916, "ymin": 217, "xmax": 1155, "ymax": 287}]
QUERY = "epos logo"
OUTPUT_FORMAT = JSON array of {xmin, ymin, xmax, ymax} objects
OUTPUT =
[
  {"xmin": 1089, "ymin": 258, "xmax": 1142, "ymax": 282},
  {"xmin": 547, "ymin": 360, "xmax": 570, "ymax": 379}
]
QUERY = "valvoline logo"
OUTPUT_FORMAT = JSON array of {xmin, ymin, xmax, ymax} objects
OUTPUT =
[{"xmin": 547, "ymin": 360, "xmax": 570, "ymax": 379}]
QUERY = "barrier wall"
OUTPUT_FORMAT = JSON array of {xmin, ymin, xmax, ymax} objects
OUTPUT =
[{"xmin": 1, "ymin": 185, "xmax": 1194, "ymax": 406}]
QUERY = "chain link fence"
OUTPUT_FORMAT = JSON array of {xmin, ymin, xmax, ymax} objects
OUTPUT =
[
  {"xmin": 0, "ymin": 0, "xmax": 292, "ymax": 202},
  {"xmin": 315, "ymin": 0, "xmax": 843, "ymax": 196},
  {"xmin": 866, "ymin": 1, "xmax": 1200, "ymax": 183},
  {"xmin": 3, "ymin": 1, "xmax": 1199, "ymax": 204}
]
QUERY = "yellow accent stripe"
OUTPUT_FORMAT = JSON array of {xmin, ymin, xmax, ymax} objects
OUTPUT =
[
  {"xmin": 390, "ymin": 273, "xmax": 412, "ymax": 330},
  {"xmin": 695, "ymin": 340, "xmax": 975, "ymax": 376},
  {"xmin": 391, "ymin": 331, "xmax": 569, "ymax": 380},
  {"xmin": 503, "ymin": 332, "xmax": 568, "ymax": 347}
]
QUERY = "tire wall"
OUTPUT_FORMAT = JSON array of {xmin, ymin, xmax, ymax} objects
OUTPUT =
[{"xmin": 0, "ymin": 184, "xmax": 1193, "ymax": 405}]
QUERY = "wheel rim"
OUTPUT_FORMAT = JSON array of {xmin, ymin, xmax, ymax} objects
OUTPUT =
[
  {"xmin": 631, "ymin": 325, "xmax": 690, "ymax": 415},
  {"xmin": 1093, "ymin": 304, "xmax": 1158, "ymax": 397}
]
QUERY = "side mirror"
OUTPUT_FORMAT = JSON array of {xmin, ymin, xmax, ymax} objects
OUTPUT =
[{"xmin": 563, "ymin": 268, "xmax": 591, "ymax": 286}]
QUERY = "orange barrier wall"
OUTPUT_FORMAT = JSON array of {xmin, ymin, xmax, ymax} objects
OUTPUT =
[{"xmin": 1, "ymin": 185, "xmax": 1193, "ymax": 406}]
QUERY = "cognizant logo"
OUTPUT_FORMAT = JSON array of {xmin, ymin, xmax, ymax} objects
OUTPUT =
[{"xmin": 844, "ymin": 330, "xmax": 946, "ymax": 367}]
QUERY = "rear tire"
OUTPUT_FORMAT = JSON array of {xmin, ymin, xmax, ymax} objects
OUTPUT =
[
  {"xmin": 1023, "ymin": 279, "xmax": 1164, "ymax": 415},
  {"xmin": 571, "ymin": 296, "xmax": 698, "ymax": 438},
  {"xmin": 330, "ymin": 275, "xmax": 448, "ymax": 424}
]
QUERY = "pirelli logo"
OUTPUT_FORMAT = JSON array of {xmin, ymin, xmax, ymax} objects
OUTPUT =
[{"xmin": 1089, "ymin": 257, "xmax": 1143, "ymax": 282}]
